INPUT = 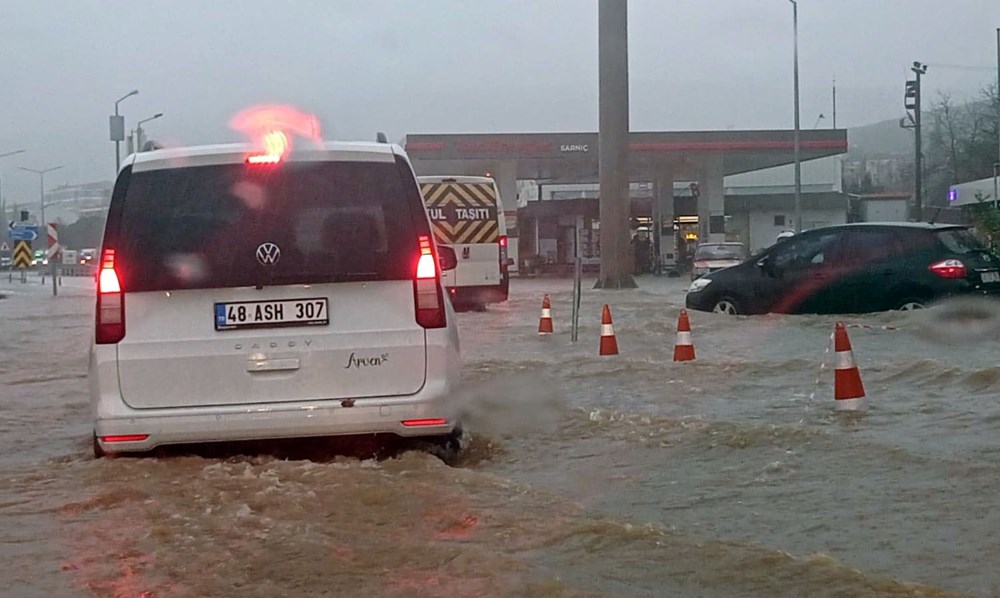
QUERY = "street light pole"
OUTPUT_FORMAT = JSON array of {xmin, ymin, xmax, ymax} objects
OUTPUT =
[
  {"xmin": 135, "ymin": 113, "xmax": 164, "ymax": 153},
  {"xmin": 18, "ymin": 164, "xmax": 63, "ymax": 296},
  {"xmin": 18, "ymin": 165, "xmax": 64, "ymax": 226},
  {"xmin": 112, "ymin": 90, "xmax": 138, "ymax": 171},
  {"xmin": 0, "ymin": 149, "xmax": 26, "ymax": 224},
  {"xmin": 790, "ymin": 0, "xmax": 802, "ymax": 233}
]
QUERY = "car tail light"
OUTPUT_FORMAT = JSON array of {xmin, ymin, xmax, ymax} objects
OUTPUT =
[
  {"xmin": 401, "ymin": 418, "xmax": 448, "ymax": 427},
  {"xmin": 929, "ymin": 259, "xmax": 966, "ymax": 279},
  {"xmin": 414, "ymin": 235, "xmax": 446, "ymax": 328},
  {"xmin": 96, "ymin": 248, "xmax": 125, "ymax": 344}
]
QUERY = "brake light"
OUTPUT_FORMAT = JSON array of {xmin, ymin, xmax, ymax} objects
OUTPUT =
[
  {"xmin": 416, "ymin": 236, "xmax": 437, "ymax": 279},
  {"xmin": 499, "ymin": 235, "xmax": 509, "ymax": 269},
  {"xmin": 101, "ymin": 434, "xmax": 149, "ymax": 443},
  {"xmin": 96, "ymin": 248, "xmax": 125, "ymax": 344},
  {"xmin": 414, "ymin": 235, "xmax": 446, "ymax": 328},
  {"xmin": 246, "ymin": 130, "xmax": 288, "ymax": 165},
  {"xmin": 929, "ymin": 259, "xmax": 966, "ymax": 279},
  {"xmin": 401, "ymin": 419, "xmax": 448, "ymax": 427}
]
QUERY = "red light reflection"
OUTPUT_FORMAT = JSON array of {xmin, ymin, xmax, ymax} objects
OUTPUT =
[{"xmin": 230, "ymin": 105, "xmax": 322, "ymax": 162}]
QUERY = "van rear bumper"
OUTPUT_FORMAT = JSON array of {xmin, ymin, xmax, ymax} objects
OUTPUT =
[
  {"xmin": 94, "ymin": 384, "xmax": 456, "ymax": 454},
  {"xmin": 447, "ymin": 281, "xmax": 508, "ymax": 306}
]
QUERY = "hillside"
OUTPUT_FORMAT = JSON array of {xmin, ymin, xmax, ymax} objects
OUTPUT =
[{"xmin": 847, "ymin": 118, "xmax": 913, "ymax": 158}]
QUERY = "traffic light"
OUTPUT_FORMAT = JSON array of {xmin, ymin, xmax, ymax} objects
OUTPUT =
[
  {"xmin": 904, "ymin": 80, "xmax": 917, "ymax": 110},
  {"xmin": 19, "ymin": 210, "xmax": 28, "ymax": 222}
]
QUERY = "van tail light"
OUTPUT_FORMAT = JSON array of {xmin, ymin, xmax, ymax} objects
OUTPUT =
[
  {"xmin": 929, "ymin": 259, "xmax": 966, "ymax": 279},
  {"xmin": 401, "ymin": 418, "xmax": 448, "ymax": 427},
  {"xmin": 96, "ymin": 248, "xmax": 126, "ymax": 344},
  {"xmin": 499, "ymin": 235, "xmax": 508, "ymax": 270},
  {"xmin": 101, "ymin": 434, "xmax": 149, "ymax": 443},
  {"xmin": 414, "ymin": 235, "xmax": 446, "ymax": 328}
]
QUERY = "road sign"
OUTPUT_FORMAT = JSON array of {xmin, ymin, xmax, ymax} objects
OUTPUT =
[
  {"xmin": 46, "ymin": 223, "xmax": 60, "ymax": 260},
  {"xmin": 13, "ymin": 241, "xmax": 32, "ymax": 269},
  {"xmin": 8, "ymin": 223, "xmax": 38, "ymax": 242}
]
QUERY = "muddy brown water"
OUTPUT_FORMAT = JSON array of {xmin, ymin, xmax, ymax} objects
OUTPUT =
[{"xmin": 2, "ymin": 275, "xmax": 999, "ymax": 597}]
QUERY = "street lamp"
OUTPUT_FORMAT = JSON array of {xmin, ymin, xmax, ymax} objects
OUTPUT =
[
  {"xmin": 112, "ymin": 89, "xmax": 138, "ymax": 171},
  {"xmin": 0, "ymin": 149, "xmax": 26, "ymax": 223},
  {"xmin": 18, "ymin": 165, "xmax": 64, "ymax": 226},
  {"xmin": 789, "ymin": 0, "xmax": 802, "ymax": 233},
  {"xmin": 135, "ymin": 113, "xmax": 164, "ymax": 153}
]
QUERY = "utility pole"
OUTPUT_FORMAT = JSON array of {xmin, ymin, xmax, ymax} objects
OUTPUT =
[
  {"xmin": 790, "ymin": 0, "xmax": 802, "ymax": 233},
  {"xmin": 832, "ymin": 76, "xmax": 837, "ymax": 129},
  {"xmin": 994, "ymin": 28, "xmax": 999, "ymax": 203},
  {"xmin": 909, "ymin": 62, "xmax": 928, "ymax": 221}
]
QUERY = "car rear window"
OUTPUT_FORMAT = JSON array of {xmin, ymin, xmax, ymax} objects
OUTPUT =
[
  {"xmin": 694, "ymin": 244, "xmax": 747, "ymax": 261},
  {"xmin": 112, "ymin": 159, "xmax": 424, "ymax": 292},
  {"xmin": 935, "ymin": 228, "xmax": 986, "ymax": 255}
]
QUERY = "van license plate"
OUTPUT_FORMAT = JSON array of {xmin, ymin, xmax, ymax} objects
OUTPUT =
[
  {"xmin": 983, "ymin": 271, "xmax": 1000, "ymax": 284},
  {"xmin": 214, "ymin": 298, "xmax": 329, "ymax": 331}
]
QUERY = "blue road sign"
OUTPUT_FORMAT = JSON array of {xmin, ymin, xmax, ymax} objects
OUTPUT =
[{"xmin": 9, "ymin": 226, "xmax": 38, "ymax": 242}]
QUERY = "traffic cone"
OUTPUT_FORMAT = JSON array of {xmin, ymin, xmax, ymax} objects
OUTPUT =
[
  {"xmin": 673, "ymin": 309, "xmax": 696, "ymax": 362},
  {"xmin": 538, "ymin": 294, "xmax": 553, "ymax": 335},
  {"xmin": 833, "ymin": 322, "xmax": 866, "ymax": 410},
  {"xmin": 599, "ymin": 305, "xmax": 619, "ymax": 356}
]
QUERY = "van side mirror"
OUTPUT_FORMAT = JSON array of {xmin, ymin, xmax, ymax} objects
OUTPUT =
[{"xmin": 438, "ymin": 246, "xmax": 458, "ymax": 271}]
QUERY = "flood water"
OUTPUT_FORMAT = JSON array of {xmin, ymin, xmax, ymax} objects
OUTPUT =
[{"xmin": 2, "ymin": 274, "xmax": 999, "ymax": 597}]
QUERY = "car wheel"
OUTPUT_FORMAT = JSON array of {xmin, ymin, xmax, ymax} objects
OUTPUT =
[
  {"xmin": 712, "ymin": 296, "xmax": 741, "ymax": 315},
  {"xmin": 895, "ymin": 297, "xmax": 926, "ymax": 311}
]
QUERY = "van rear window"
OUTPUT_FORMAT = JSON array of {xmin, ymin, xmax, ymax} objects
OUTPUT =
[{"xmin": 113, "ymin": 160, "xmax": 421, "ymax": 292}]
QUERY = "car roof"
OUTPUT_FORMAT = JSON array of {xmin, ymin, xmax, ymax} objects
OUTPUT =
[
  {"xmin": 125, "ymin": 141, "xmax": 404, "ymax": 173},
  {"xmin": 816, "ymin": 222, "xmax": 966, "ymax": 231}
]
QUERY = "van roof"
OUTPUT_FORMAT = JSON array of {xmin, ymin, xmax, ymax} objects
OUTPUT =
[
  {"xmin": 125, "ymin": 141, "xmax": 404, "ymax": 173},
  {"xmin": 417, "ymin": 175, "xmax": 496, "ymax": 184}
]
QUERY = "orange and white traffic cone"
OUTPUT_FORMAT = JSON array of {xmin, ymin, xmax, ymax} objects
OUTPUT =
[
  {"xmin": 673, "ymin": 309, "xmax": 696, "ymax": 362},
  {"xmin": 834, "ymin": 321, "xmax": 866, "ymax": 410},
  {"xmin": 599, "ymin": 305, "xmax": 619, "ymax": 356},
  {"xmin": 538, "ymin": 294, "xmax": 554, "ymax": 335}
]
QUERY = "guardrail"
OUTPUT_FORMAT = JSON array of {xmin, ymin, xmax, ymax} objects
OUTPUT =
[{"xmin": 60, "ymin": 264, "xmax": 97, "ymax": 278}]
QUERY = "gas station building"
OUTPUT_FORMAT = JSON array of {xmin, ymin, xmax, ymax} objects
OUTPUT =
[{"xmin": 405, "ymin": 129, "xmax": 848, "ymax": 274}]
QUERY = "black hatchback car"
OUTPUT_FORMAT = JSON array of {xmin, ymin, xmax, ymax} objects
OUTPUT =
[{"xmin": 685, "ymin": 223, "xmax": 1000, "ymax": 315}]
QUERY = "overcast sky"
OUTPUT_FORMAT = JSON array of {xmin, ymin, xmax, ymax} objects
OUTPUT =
[{"xmin": 1, "ymin": 0, "xmax": 997, "ymax": 206}]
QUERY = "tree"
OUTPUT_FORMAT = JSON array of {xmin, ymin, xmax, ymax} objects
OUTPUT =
[
  {"xmin": 967, "ymin": 192, "xmax": 1000, "ymax": 252},
  {"xmin": 925, "ymin": 83, "xmax": 1000, "ymax": 206},
  {"xmin": 59, "ymin": 215, "xmax": 105, "ymax": 250}
]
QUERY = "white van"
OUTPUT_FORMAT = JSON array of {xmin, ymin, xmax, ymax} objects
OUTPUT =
[
  {"xmin": 418, "ymin": 176, "xmax": 510, "ymax": 309},
  {"xmin": 89, "ymin": 140, "xmax": 461, "ymax": 457}
]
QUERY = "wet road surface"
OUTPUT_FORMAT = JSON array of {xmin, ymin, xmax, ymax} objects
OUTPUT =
[{"xmin": 2, "ymin": 274, "xmax": 999, "ymax": 597}]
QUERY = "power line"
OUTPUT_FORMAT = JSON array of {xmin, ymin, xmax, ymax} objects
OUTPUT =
[{"xmin": 925, "ymin": 63, "xmax": 994, "ymax": 72}]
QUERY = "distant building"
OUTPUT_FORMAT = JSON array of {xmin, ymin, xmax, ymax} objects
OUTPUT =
[
  {"xmin": 843, "ymin": 156, "xmax": 913, "ymax": 194},
  {"xmin": 725, "ymin": 155, "xmax": 847, "ymax": 253},
  {"xmin": 948, "ymin": 176, "xmax": 999, "ymax": 207}
]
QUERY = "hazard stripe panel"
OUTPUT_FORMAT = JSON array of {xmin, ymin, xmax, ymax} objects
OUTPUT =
[
  {"xmin": 12, "ymin": 241, "xmax": 33, "ymax": 269},
  {"xmin": 421, "ymin": 182, "xmax": 499, "ymax": 245}
]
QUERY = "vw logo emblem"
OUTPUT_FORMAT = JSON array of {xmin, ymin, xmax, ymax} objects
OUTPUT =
[{"xmin": 256, "ymin": 242, "xmax": 281, "ymax": 266}]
